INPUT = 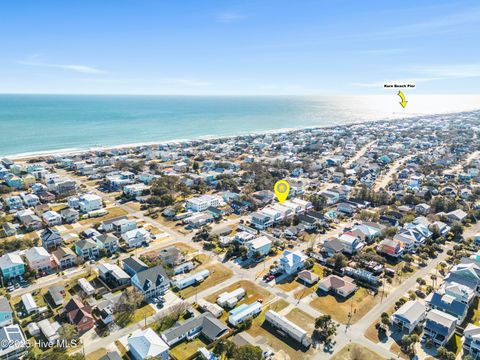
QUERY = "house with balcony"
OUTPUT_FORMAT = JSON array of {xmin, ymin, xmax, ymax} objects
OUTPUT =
[
  {"xmin": 337, "ymin": 232, "xmax": 364, "ymax": 254},
  {"xmin": 245, "ymin": 236, "xmax": 272, "ymax": 258},
  {"xmin": 131, "ymin": 265, "xmax": 170, "ymax": 299},
  {"xmin": 391, "ymin": 300, "xmax": 426, "ymax": 333},
  {"xmin": 422, "ymin": 309, "xmax": 457, "ymax": 347},
  {"xmin": 24, "ymin": 247, "xmax": 52, "ymax": 273},
  {"xmin": 279, "ymin": 250, "xmax": 307, "ymax": 275},
  {"xmin": 52, "ymin": 246, "xmax": 77, "ymax": 269},
  {"xmin": 78, "ymin": 194, "xmax": 103, "ymax": 213},
  {"xmin": 0, "ymin": 253, "xmax": 25, "ymax": 280},
  {"xmin": 112, "ymin": 218, "xmax": 137, "ymax": 234},
  {"xmin": 377, "ymin": 239, "xmax": 404, "ymax": 258},
  {"xmin": 122, "ymin": 228, "xmax": 150, "ymax": 248},
  {"xmin": 74, "ymin": 238, "xmax": 100, "ymax": 260},
  {"xmin": 463, "ymin": 324, "xmax": 480, "ymax": 359},
  {"xmin": 60, "ymin": 208, "xmax": 80, "ymax": 224},
  {"xmin": 0, "ymin": 297, "xmax": 13, "ymax": 327},
  {"xmin": 42, "ymin": 211, "xmax": 62, "ymax": 226},
  {"xmin": 426, "ymin": 292, "xmax": 469, "ymax": 323},
  {"xmin": 250, "ymin": 211, "xmax": 273, "ymax": 230},
  {"xmin": 40, "ymin": 228, "xmax": 63, "ymax": 249},
  {"xmin": 95, "ymin": 234, "xmax": 120, "ymax": 254},
  {"xmin": 98, "ymin": 263, "xmax": 131, "ymax": 288}
]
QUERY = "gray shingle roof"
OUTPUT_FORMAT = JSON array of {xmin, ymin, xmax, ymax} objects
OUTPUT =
[{"xmin": 161, "ymin": 313, "xmax": 228, "ymax": 343}]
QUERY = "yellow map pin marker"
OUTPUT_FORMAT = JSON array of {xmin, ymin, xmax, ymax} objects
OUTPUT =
[{"xmin": 274, "ymin": 180, "xmax": 290, "ymax": 204}]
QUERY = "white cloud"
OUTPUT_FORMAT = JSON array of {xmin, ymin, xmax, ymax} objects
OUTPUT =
[
  {"xmin": 18, "ymin": 55, "xmax": 107, "ymax": 74},
  {"xmin": 215, "ymin": 12, "xmax": 245, "ymax": 24},
  {"xmin": 410, "ymin": 64, "xmax": 480, "ymax": 79}
]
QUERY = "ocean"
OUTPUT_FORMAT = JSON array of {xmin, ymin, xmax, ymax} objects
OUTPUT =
[{"xmin": 1, "ymin": 94, "xmax": 479, "ymax": 157}]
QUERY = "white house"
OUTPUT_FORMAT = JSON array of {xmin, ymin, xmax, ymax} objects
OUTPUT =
[
  {"xmin": 122, "ymin": 228, "xmax": 150, "ymax": 248},
  {"xmin": 78, "ymin": 194, "xmax": 103, "ymax": 213},
  {"xmin": 463, "ymin": 324, "xmax": 480, "ymax": 359},
  {"xmin": 42, "ymin": 211, "xmax": 62, "ymax": 226},
  {"xmin": 228, "ymin": 301, "xmax": 262, "ymax": 326},
  {"xmin": 123, "ymin": 183, "xmax": 149, "ymax": 198},
  {"xmin": 112, "ymin": 218, "xmax": 137, "ymax": 234},
  {"xmin": 21, "ymin": 293, "xmax": 38, "ymax": 314},
  {"xmin": 337, "ymin": 233, "xmax": 364, "ymax": 254},
  {"xmin": 245, "ymin": 236, "xmax": 272, "ymax": 258},
  {"xmin": 128, "ymin": 327, "xmax": 169, "ymax": 360},
  {"xmin": 279, "ymin": 250, "xmax": 307, "ymax": 275},
  {"xmin": 186, "ymin": 195, "xmax": 221, "ymax": 212},
  {"xmin": 391, "ymin": 300, "xmax": 427, "ymax": 333}
]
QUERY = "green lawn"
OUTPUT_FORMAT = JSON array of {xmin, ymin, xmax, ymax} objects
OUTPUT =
[{"xmin": 170, "ymin": 337, "xmax": 207, "ymax": 359}]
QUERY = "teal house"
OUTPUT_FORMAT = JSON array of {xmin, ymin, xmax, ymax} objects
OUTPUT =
[{"xmin": 0, "ymin": 253, "xmax": 26, "ymax": 280}]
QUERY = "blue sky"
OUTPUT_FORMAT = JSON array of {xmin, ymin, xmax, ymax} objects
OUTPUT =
[{"xmin": 1, "ymin": 0, "xmax": 479, "ymax": 95}]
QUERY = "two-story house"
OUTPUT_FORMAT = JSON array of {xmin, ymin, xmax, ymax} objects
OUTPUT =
[
  {"xmin": 74, "ymin": 238, "xmax": 100, "ymax": 260},
  {"xmin": 422, "ymin": 309, "xmax": 457, "ymax": 347},
  {"xmin": 279, "ymin": 250, "xmax": 307, "ymax": 275},
  {"xmin": 24, "ymin": 247, "xmax": 52, "ymax": 273},
  {"xmin": 95, "ymin": 234, "xmax": 120, "ymax": 254},
  {"xmin": 0, "ymin": 253, "xmax": 25, "ymax": 280},
  {"xmin": 51, "ymin": 246, "xmax": 77, "ymax": 269},
  {"xmin": 40, "ymin": 228, "xmax": 63, "ymax": 250},
  {"xmin": 131, "ymin": 265, "xmax": 170, "ymax": 300}
]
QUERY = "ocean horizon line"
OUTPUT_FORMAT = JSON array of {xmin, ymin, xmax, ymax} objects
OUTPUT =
[
  {"xmin": 1, "ymin": 94, "xmax": 479, "ymax": 158},
  {"xmin": 4, "ymin": 108, "xmax": 480, "ymax": 160}
]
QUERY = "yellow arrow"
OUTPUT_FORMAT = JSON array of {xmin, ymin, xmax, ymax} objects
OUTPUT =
[{"xmin": 398, "ymin": 91, "xmax": 407, "ymax": 108}]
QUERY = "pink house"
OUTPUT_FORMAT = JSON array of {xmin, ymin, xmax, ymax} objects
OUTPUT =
[{"xmin": 24, "ymin": 247, "xmax": 52, "ymax": 273}]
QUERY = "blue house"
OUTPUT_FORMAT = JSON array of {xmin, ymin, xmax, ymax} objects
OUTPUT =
[
  {"xmin": 6, "ymin": 176, "xmax": 23, "ymax": 189},
  {"xmin": 0, "ymin": 297, "xmax": 13, "ymax": 327},
  {"xmin": 427, "ymin": 291, "xmax": 469, "ymax": 323}
]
